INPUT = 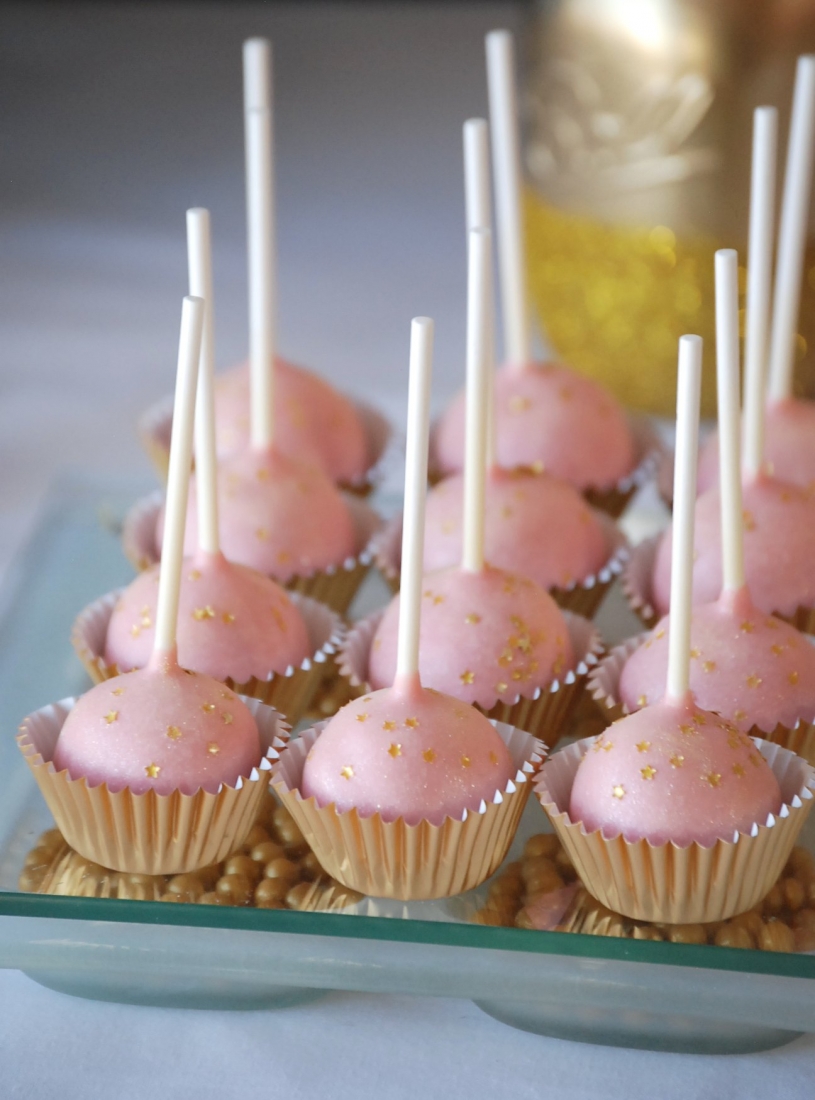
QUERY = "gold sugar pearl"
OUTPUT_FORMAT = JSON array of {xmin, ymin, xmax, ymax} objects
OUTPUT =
[
  {"xmin": 241, "ymin": 824, "xmax": 270, "ymax": 851},
  {"xmin": 216, "ymin": 873, "xmax": 253, "ymax": 906},
  {"xmin": 223, "ymin": 854, "xmax": 262, "ymax": 883},
  {"xmin": 255, "ymin": 877, "xmax": 290, "ymax": 905},
  {"xmin": 250, "ymin": 840, "xmax": 286, "ymax": 866},
  {"xmin": 759, "ymin": 920, "xmax": 796, "ymax": 953},
  {"xmin": 263, "ymin": 857, "xmax": 300, "ymax": 884},
  {"xmin": 714, "ymin": 924, "xmax": 754, "ymax": 950}
]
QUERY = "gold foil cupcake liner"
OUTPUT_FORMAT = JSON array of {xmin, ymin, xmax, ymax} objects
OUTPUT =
[
  {"xmin": 271, "ymin": 722, "xmax": 545, "ymax": 900},
  {"xmin": 535, "ymin": 735, "xmax": 815, "ymax": 924},
  {"xmin": 137, "ymin": 393, "xmax": 392, "ymax": 498},
  {"xmin": 427, "ymin": 413, "xmax": 663, "ymax": 520},
  {"xmin": 121, "ymin": 490, "xmax": 381, "ymax": 617},
  {"xmin": 623, "ymin": 535, "xmax": 815, "ymax": 636},
  {"xmin": 588, "ymin": 637, "xmax": 815, "ymax": 767},
  {"xmin": 339, "ymin": 609, "xmax": 603, "ymax": 751},
  {"xmin": 372, "ymin": 510, "xmax": 628, "ymax": 620},
  {"xmin": 17, "ymin": 696, "xmax": 289, "ymax": 876},
  {"xmin": 71, "ymin": 590, "xmax": 344, "ymax": 726}
]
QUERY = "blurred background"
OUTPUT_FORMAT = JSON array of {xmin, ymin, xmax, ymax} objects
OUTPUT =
[{"xmin": 2, "ymin": 0, "xmax": 815, "ymax": 578}]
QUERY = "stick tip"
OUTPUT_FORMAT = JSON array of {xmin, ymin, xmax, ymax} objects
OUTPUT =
[{"xmin": 244, "ymin": 37, "xmax": 271, "ymax": 111}]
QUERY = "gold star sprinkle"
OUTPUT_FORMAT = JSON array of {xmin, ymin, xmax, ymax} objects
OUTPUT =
[
  {"xmin": 222, "ymin": 612, "xmax": 235, "ymax": 625},
  {"xmin": 104, "ymin": 711, "xmax": 119, "ymax": 724},
  {"xmin": 256, "ymin": 468, "xmax": 269, "ymax": 481},
  {"xmin": 636, "ymin": 740, "xmax": 651, "ymax": 753},
  {"xmin": 202, "ymin": 703, "xmax": 216, "ymax": 713},
  {"xmin": 732, "ymin": 763, "xmax": 746, "ymax": 778},
  {"xmin": 703, "ymin": 660, "xmax": 717, "ymax": 673},
  {"xmin": 256, "ymin": 527, "xmax": 269, "ymax": 541},
  {"xmin": 734, "ymin": 709, "xmax": 747, "ymax": 723},
  {"xmin": 498, "ymin": 650, "xmax": 514, "ymax": 667},
  {"xmin": 461, "ymin": 755, "xmax": 471, "ymax": 768},
  {"xmin": 743, "ymin": 510, "xmax": 756, "ymax": 532},
  {"xmin": 188, "ymin": 569, "xmax": 201, "ymax": 581},
  {"xmin": 748, "ymin": 752, "xmax": 762, "ymax": 768},
  {"xmin": 670, "ymin": 754, "xmax": 684, "ymax": 768},
  {"xmin": 220, "ymin": 690, "xmax": 233, "ymax": 700},
  {"xmin": 637, "ymin": 694, "xmax": 647, "ymax": 707},
  {"xmin": 166, "ymin": 726, "xmax": 182, "ymax": 740},
  {"xmin": 405, "ymin": 717, "xmax": 419, "ymax": 728},
  {"xmin": 355, "ymin": 713, "xmax": 369, "ymax": 724},
  {"xmin": 655, "ymin": 629, "xmax": 666, "ymax": 641},
  {"xmin": 340, "ymin": 765, "xmax": 354, "ymax": 780},
  {"xmin": 689, "ymin": 647, "xmax": 700, "ymax": 659},
  {"xmin": 422, "ymin": 749, "xmax": 437, "ymax": 763},
  {"xmin": 789, "ymin": 670, "xmax": 800, "ymax": 685},
  {"xmin": 222, "ymin": 712, "xmax": 233, "ymax": 725},
  {"xmin": 207, "ymin": 742, "xmax": 220, "ymax": 755},
  {"xmin": 704, "ymin": 772, "xmax": 722, "ymax": 788},
  {"xmin": 509, "ymin": 395, "xmax": 532, "ymax": 413},
  {"xmin": 602, "ymin": 740, "xmax": 614, "ymax": 752},
  {"xmin": 679, "ymin": 724, "xmax": 697, "ymax": 736},
  {"xmin": 771, "ymin": 643, "xmax": 785, "ymax": 656},
  {"xmin": 465, "ymin": 613, "xmax": 482, "ymax": 625},
  {"xmin": 641, "ymin": 764, "xmax": 657, "ymax": 780},
  {"xmin": 746, "ymin": 673, "xmax": 762, "ymax": 689},
  {"xmin": 489, "ymin": 751, "xmax": 499, "ymax": 766},
  {"xmin": 460, "ymin": 670, "xmax": 475, "ymax": 684},
  {"xmin": 387, "ymin": 743, "xmax": 401, "ymax": 758},
  {"xmin": 612, "ymin": 785, "xmax": 626, "ymax": 800},
  {"xmin": 496, "ymin": 681, "xmax": 508, "ymax": 693},
  {"xmin": 130, "ymin": 625, "xmax": 141, "ymax": 638},
  {"xmin": 740, "ymin": 621, "xmax": 755, "ymax": 634},
  {"xmin": 111, "ymin": 687, "xmax": 124, "ymax": 696},
  {"xmin": 145, "ymin": 763, "xmax": 161, "ymax": 779},
  {"xmin": 192, "ymin": 606, "xmax": 215, "ymax": 621},
  {"xmin": 382, "ymin": 720, "xmax": 397, "ymax": 732}
]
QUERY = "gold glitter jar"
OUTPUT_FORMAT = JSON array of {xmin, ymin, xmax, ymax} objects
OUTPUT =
[{"xmin": 522, "ymin": 0, "xmax": 815, "ymax": 416}]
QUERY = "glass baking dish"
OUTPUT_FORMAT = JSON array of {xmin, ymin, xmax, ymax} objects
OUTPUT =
[{"xmin": 1, "ymin": 474, "xmax": 814, "ymax": 1054}]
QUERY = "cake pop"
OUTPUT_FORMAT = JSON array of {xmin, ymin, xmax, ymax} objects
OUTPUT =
[
  {"xmin": 54, "ymin": 297, "xmax": 262, "ymax": 798},
  {"xmin": 697, "ymin": 60, "xmax": 815, "ymax": 493},
  {"xmin": 431, "ymin": 31, "xmax": 637, "ymax": 498}
]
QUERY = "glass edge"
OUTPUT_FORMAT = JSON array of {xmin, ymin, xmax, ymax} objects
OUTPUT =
[{"xmin": 1, "ymin": 891, "xmax": 813, "ymax": 981}]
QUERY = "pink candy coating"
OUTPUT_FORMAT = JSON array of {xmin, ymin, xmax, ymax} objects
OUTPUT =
[
  {"xmin": 698, "ymin": 398, "xmax": 815, "ymax": 494},
  {"xmin": 422, "ymin": 469, "xmax": 610, "ymax": 591},
  {"xmin": 652, "ymin": 473, "xmax": 815, "ymax": 618},
  {"xmin": 53, "ymin": 654, "xmax": 261, "ymax": 796},
  {"xmin": 569, "ymin": 696, "xmax": 782, "ymax": 846},
  {"xmin": 367, "ymin": 565, "xmax": 575, "ymax": 707},
  {"xmin": 433, "ymin": 362, "xmax": 635, "ymax": 491},
  {"xmin": 158, "ymin": 445, "xmax": 358, "ymax": 583},
  {"xmin": 619, "ymin": 587, "xmax": 815, "ymax": 733},
  {"xmin": 213, "ymin": 360, "xmax": 369, "ymax": 483},
  {"xmin": 105, "ymin": 551, "xmax": 311, "ymax": 684},
  {"xmin": 300, "ymin": 676, "xmax": 513, "ymax": 826}
]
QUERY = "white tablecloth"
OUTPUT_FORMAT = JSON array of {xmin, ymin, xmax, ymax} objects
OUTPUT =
[{"xmin": 1, "ymin": 4, "xmax": 814, "ymax": 1096}]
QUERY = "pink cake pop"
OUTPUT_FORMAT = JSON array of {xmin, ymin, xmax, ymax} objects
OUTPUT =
[
  {"xmin": 111, "ymin": 211, "xmax": 311, "ymax": 682},
  {"xmin": 302, "ymin": 319, "xmax": 513, "ymax": 827},
  {"xmin": 368, "ymin": 227, "xmax": 574, "ymax": 708},
  {"xmin": 624, "ymin": 238, "xmax": 815, "ymax": 734},
  {"xmin": 212, "ymin": 359, "xmax": 369, "ymax": 484},
  {"xmin": 105, "ymin": 555, "xmax": 310, "ymax": 683},
  {"xmin": 431, "ymin": 32, "xmax": 635, "ymax": 493},
  {"xmin": 422, "ymin": 468, "xmax": 611, "ymax": 591},
  {"xmin": 54, "ymin": 298, "xmax": 262, "ymax": 800},
  {"xmin": 368, "ymin": 564, "xmax": 574, "ymax": 708},
  {"xmin": 571, "ymin": 334, "xmax": 781, "ymax": 847}
]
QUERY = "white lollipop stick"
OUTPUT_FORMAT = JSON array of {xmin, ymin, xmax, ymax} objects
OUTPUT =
[
  {"xmin": 486, "ymin": 30, "xmax": 531, "ymax": 368},
  {"xmin": 396, "ymin": 318, "xmax": 435, "ymax": 683},
  {"xmin": 244, "ymin": 37, "xmax": 276, "ymax": 449},
  {"xmin": 666, "ymin": 334, "xmax": 703, "ymax": 702},
  {"xmin": 463, "ymin": 118, "xmax": 497, "ymax": 468},
  {"xmin": 186, "ymin": 208, "xmax": 219, "ymax": 555},
  {"xmin": 767, "ymin": 55, "xmax": 815, "ymax": 404},
  {"xmin": 715, "ymin": 249, "xmax": 745, "ymax": 593},
  {"xmin": 463, "ymin": 229, "xmax": 493, "ymax": 573},
  {"xmin": 743, "ymin": 108, "xmax": 778, "ymax": 479},
  {"xmin": 464, "ymin": 119, "xmax": 493, "ymax": 234},
  {"xmin": 154, "ymin": 297, "xmax": 205, "ymax": 654}
]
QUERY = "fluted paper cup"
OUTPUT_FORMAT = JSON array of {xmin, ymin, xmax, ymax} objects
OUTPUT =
[
  {"xmin": 71, "ymin": 589, "xmax": 344, "ymax": 726},
  {"xmin": 535, "ymin": 735, "xmax": 815, "ymax": 924},
  {"xmin": 121, "ymin": 490, "xmax": 381, "ymax": 616},
  {"xmin": 17, "ymin": 696, "xmax": 289, "ymax": 876},
  {"xmin": 339, "ymin": 609, "xmax": 602, "ymax": 751},
  {"xmin": 271, "ymin": 722, "xmax": 545, "ymax": 900},
  {"xmin": 138, "ymin": 393, "xmax": 393, "ymax": 499},
  {"xmin": 372, "ymin": 511, "xmax": 628, "ymax": 620}
]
